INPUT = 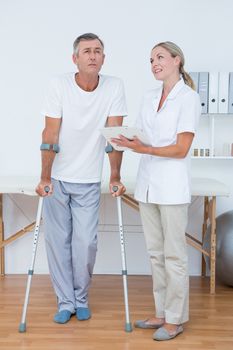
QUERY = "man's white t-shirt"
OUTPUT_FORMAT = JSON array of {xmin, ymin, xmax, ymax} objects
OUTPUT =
[{"xmin": 42, "ymin": 73, "xmax": 127, "ymax": 183}]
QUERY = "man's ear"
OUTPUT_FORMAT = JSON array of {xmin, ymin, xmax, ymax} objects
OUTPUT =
[
  {"xmin": 102, "ymin": 53, "xmax": 105, "ymax": 65},
  {"xmin": 72, "ymin": 53, "xmax": 78, "ymax": 65}
]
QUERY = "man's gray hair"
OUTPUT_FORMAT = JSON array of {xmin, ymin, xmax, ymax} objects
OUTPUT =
[{"xmin": 73, "ymin": 33, "xmax": 104, "ymax": 55}]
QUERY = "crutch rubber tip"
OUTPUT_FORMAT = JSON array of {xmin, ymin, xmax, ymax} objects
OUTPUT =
[
  {"xmin": 125, "ymin": 322, "xmax": 133, "ymax": 332},
  {"xmin": 18, "ymin": 323, "xmax": 26, "ymax": 333}
]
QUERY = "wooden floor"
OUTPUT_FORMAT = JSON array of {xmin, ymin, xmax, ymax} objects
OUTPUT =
[{"xmin": 0, "ymin": 275, "xmax": 233, "ymax": 350}]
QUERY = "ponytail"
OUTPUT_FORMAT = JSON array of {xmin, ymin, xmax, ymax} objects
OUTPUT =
[{"xmin": 180, "ymin": 66, "xmax": 196, "ymax": 91}]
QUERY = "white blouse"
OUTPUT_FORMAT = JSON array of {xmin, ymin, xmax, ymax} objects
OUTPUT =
[{"xmin": 134, "ymin": 78, "xmax": 201, "ymax": 205}]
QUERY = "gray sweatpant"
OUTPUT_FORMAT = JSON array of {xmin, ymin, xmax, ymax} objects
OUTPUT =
[{"xmin": 43, "ymin": 179, "xmax": 101, "ymax": 313}]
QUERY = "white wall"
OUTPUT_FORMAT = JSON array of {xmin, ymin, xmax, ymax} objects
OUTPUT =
[{"xmin": 1, "ymin": 0, "xmax": 233, "ymax": 275}]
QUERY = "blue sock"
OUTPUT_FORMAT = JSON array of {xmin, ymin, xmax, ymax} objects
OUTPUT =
[
  {"xmin": 76, "ymin": 307, "xmax": 91, "ymax": 320},
  {"xmin": 54, "ymin": 310, "xmax": 72, "ymax": 324}
]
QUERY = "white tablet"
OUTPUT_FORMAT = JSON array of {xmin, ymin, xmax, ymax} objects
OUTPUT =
[{"xmin": 100, "ymin": 126, "xmax": 149, "ymax": 151}]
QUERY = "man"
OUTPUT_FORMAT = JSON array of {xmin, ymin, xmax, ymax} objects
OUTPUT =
[{"xmin": 36, "ymin": 33, "xmax": 127, "ymax": 324}]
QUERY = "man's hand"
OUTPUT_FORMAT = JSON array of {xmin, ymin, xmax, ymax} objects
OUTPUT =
[
  {"xmin": 109, "ymin": 181, "xmax": 126, "ymax": 197},
  {"xmin": 36, "ymin": 181, "xmax": 53, "ymax": 197}
]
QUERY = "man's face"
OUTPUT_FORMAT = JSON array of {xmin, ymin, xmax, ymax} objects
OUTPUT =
[{"xmin": 73, "ymin": 39, "xmax": 105, "ymax": 75}]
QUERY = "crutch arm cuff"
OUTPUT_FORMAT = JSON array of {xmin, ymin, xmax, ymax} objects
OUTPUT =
[
  {"xmin": 105, "ymin": 144, "xmax": 113, "ymax": 153},
  {"xmin": 40, "ymin": 143, "xmax": 60, "ymax": 153}
]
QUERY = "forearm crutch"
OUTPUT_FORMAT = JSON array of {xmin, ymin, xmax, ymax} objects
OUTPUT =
[
  {"xmin": 113, "ymin": 186, "xmax": 133, "ymax": 332},
  {"xmin": 19, "ymin": 187, "xmax": 49, "ymax": 333}
]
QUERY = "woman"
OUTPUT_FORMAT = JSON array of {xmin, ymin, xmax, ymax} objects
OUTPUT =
[{"xmin": 112, "ymin": 41, "xmax": 201, "ymax": 341}]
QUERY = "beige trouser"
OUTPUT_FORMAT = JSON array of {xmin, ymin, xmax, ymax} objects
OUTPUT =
[{"xmin": 139, "ymin": 202, "xmax": 189, "ymax": 324}]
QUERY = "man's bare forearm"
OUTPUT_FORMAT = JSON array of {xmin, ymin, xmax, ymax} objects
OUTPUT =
[
  {"xmin": 40, "ymin": 124, "xmax": 60, "ymax": 182},
  {"xmin": 41, "ymin": 151, "xmax": 56, "ymax": 182},
  {"xmin": 108, "ymin": 150, "xmax": 123, "ymax": 182}
]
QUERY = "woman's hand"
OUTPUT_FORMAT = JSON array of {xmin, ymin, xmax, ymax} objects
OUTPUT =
[{"xmin": 111, "ymin": 135, "xmax": 149, "ymax": 154}]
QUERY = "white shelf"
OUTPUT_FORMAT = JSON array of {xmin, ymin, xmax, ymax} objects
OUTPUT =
[
  {"xmin": 201, "ymin": 114, "xmax": 233, "ymax": 116},
  {"xmin": 192, "ymin": 156, "xmax": 233, "ymax": 159},
  {"xmin": 193, "ymin": 114, "xmax": 233, "ymax": 159}
]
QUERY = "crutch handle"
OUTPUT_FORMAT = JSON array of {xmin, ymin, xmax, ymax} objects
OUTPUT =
[
  {"xmin": 112, "ymin": 185, "xmax": 118, "ymax": 193},
  {"xmin": 44, "ymin": 186, "xmax": 50, "ymax": 193}
]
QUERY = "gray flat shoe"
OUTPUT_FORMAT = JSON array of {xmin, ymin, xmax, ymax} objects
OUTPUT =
[
  {"xmin": 134, "ymin": 318, "xmax": 164, "ymax": 329},
  {"xmin": 153, "ymin": 325, "xmax": 183, "ymax": 341}
]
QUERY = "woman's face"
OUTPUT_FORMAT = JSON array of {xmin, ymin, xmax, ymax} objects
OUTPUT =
[{"xmin": 150, "ymin": 46, "xmax": 180, "ymax": 81}]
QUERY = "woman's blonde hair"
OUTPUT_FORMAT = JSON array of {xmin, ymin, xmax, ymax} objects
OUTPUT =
[{"xmin": 152, "ymin": 41, "xmax": 195, "ymax": 90}]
